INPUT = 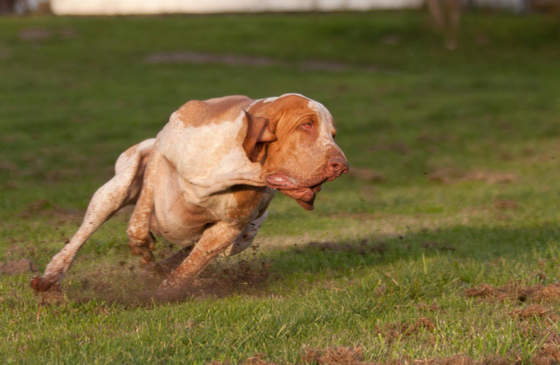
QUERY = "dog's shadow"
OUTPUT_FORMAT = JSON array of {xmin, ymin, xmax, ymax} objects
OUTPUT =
[{"xmin": 60, "ymin": 222, "xmax": 560, "ymax": 307}]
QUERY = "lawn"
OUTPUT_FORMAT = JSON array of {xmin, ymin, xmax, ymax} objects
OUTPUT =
[{"xmin": 1, "ymin": 10, "xmax": 560, "ymax": 364}]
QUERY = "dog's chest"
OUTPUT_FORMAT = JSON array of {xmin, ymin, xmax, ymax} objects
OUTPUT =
[{"xmin": 150, "ymin": 161, "xmax": 271, "ymax": 245}]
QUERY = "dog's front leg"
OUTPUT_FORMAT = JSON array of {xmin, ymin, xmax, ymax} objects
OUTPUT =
[{"xmin": 159, "ymin": 221, "xmax": 242, "ymax": 289}]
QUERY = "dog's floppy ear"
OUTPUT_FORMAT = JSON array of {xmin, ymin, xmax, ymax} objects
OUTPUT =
[{"xmin": 243, "ymin": 110, "xmax": 276, "ymax": 162}]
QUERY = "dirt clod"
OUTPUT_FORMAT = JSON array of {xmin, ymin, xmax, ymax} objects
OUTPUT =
[
  {"xmin": 510, "ymin": 304, "xmax": 558, "ymax": 320},
  {"xmin": 464, "ymin": 284, "xmax": 509, "ymax": 300},
  {"xmin": 377, "ymin": 318, "xmax": 435, "ymax": 345},
  {"xmin": 531, "ymin": 344, "xmax": 560, "ymax": 365},
  {"xmin": 242, "ymin": 353, "xmax": 277, "ymax": 365},
  {"xmin": 465, "ymin": 283, "xmax": 560, "ymax": 304},
  {"xmin": 303, "ymin": 346, "xmax": 364, "ymax": 365}
]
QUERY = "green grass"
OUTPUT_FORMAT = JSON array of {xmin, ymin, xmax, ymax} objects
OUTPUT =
[{"xmin": 1, "ymin": 10, "xmax": 560, "ymax": 364}]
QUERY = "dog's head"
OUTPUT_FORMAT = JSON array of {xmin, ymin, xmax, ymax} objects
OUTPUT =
[{"xmin": 244, "ymin": 94, "xmax": 348, "ymax": 210}]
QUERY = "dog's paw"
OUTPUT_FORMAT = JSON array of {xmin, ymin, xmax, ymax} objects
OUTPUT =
[
  {"xmin": 128, "ymin": 241, "xmax": 155, "ymax": 264},
  {"xmin": 30, "ymin": 276, "xmax": 61, "ymax": 293}
]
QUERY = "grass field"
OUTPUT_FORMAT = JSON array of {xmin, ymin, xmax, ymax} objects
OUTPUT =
[{"xmin": 1, "ymin": 10, "xmax": 560, "ymax": 364}]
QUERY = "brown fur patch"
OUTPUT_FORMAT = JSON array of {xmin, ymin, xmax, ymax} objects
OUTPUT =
[{"xmin": 176, "ymin": 95, "xmax": 252, "ymax": 127}]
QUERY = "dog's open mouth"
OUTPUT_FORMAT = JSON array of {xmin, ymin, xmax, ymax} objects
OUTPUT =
[{"xmin": 265, "ymin": 174, "xmax": 325, "ymax": 210}]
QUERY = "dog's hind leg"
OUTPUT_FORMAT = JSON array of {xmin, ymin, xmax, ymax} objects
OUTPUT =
[
  {"xmin": 31, "ymin": 138, "xmax": 155, "ymax": 292},
  {"xmin": 126, "ymin": 150, "xmax": 164, "ymax": 264}
]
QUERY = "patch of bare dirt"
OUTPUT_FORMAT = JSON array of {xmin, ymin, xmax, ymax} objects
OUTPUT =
[
  {"xmin": 428, "ymin": 167, "xmax": 463, "ymax": 184},
  {"xmin": 403, "ymin": 356, "xmax": 476, "ymax": 365},
  {"xmin": 241, "ymin": 354, "xmax": 278, "ymax": 365},
  {"xmin": 348, "ymin": 167, "xmax": 386, "ymax": 182},
  {"xmin": 0, "ymin": 160, "xmax": 18, "ymax": 174},
  {"xmin": 307, "ymin": 241, "xmax": 387, "ymax": 256},
  {"xmin": 422, "ymin": 241, "xmax": 456, "ymax": 251},
  {"xmin": 531, "ymin": 345, "xmax": 560, "ymax": 365},
  {"xmin": 428, "ymin": 168, "xmax": 516, "ymax": 184},
  {"xmin": 493, "ymin": 199, "xmax": 518, "ymax": 210},
  {"xmin": 18, "ymin": 199, "xmax": 82, "ymax": 223},
  {"xmin": 211, "ymin": 349, "xmax": 524, "ymax": 365},
  {"xmin": 0, "ymin": 47, "xmax": 10, "ymax": 60},
  {"xmin": 0, "ymin": 259, "xmax": 36, "ymax": 275},
  {"xmin": 301, "ymin": 60, "xmax": 352, "ymax": 72},
  {"xmin": 376, "ymin": 318, "xmax": 435, "ymax": 345},
  {"xmin": 19, "ymin": 27, "xmax": 77, "ymax": 41},
  {"xmin": 390, "ymin": 355, "xmax": 516, "ymax": 365},
  {"xmin": 145, "ymin": 51, "xmax": 276, "ymax": 66},
  {"xmin": 465, "ymin": 283, "xmax": 509, "ymax": 300},
  {"xmin": 144, "ymin": 51, "xmax": 377, "ymax": 72},
  {"xmin": 510, "ymin": 304, "xmax": 559, "ymax": 321},
  {"xmin": 325, "ymin": 212, "xmax": 381, "ymax": 221},
  {"xmin": 302, "ymin": 346, "xmax": 365, "ymax": 365},
  {"xmin": 460, "ymin": 170, "xmax": 517, "ymax": 184},
  {"xmin": 64, "ymin": 257, "xmax": 273, "ymax": 307},
  {"xmin": 19, "ymin": 28, "xmax": 52, "ymax": 41},
  {"xmin": 416, "ymin": 303, "xmax": 442, "ymax": 313},
  {"xmin": 381, "ymin": 34, "xmax": 401, "ymax": 46},
  {"xmin": 465, "ymin": 283, "xmax": 560, "ymax": 304},
  {"xmin": 520, "ymin": 284, "xmax": 560, "ymax": 302}
]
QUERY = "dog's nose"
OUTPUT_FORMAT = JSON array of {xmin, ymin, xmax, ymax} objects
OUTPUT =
[{"xmin": 327, "ymin": 156, "xmax": 349, "ymax": 178}]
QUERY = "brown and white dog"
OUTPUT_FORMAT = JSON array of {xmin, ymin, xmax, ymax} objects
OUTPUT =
[{"xmin": 31, "ymin": 93, "xmax": 348, "ymax": 292}]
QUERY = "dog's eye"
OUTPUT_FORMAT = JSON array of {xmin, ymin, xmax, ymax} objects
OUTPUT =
[{"xmin": 299, "ymin": 122, "xmax": 313, "ymax": 131}]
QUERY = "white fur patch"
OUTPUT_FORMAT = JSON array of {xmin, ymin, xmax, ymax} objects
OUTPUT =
[
  {"xmin": 307, "ymin": 99, "xmax": 337, "ymax": 148},
  {"xmin": 156, "ymin": 110, "xmax": 264, "ymax": 199}
]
